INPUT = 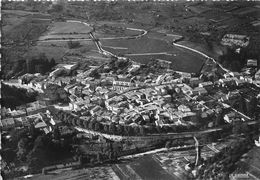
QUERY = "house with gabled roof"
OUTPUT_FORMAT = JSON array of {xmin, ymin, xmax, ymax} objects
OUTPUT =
[
  {"xmin": 104, "ymin": 91, "xmax": 118, "ymax": 100},
  {"xmin": 90, "ymin": 106, "xmax": 102, "ymax": 116},
  {"xmin": 189, "ymin": 77, "xmax": 203, "ymax": 87},
  {"xmin": 199, "ymin": 81, "xmax": 213, "ymax": 89}
]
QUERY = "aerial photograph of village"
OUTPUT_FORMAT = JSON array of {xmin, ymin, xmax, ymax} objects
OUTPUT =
[{"xmin": 1, "ymin": 0, "xmax": 260, "ymax": 179}]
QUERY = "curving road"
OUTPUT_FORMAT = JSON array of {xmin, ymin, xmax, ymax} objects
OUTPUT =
[
  {"xmin": 38, "ymin": 19, "xmax": 259, "ymax": 88},
  {"xmin": 40, "ymin": 20, "xmax": 258, "ymax": 122},
  {"xmin": 38, "ymin": 20, "xmax": 216, "ymax": 74},
  {"xmin": 38, "ymin": 20, "xmax": 147, "ymax": 42},
  {"xmin": 75, "ymin": 120, "xmax": 259, "ymax": 142}
]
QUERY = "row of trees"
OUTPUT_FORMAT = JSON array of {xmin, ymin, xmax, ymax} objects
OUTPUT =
[
  {"xmin": 26, "ymin": 55, "xmax": 56, "ymax": 74},
  {"xmin": 50, "ymin": 109, "xmax": 199, "ymax": 136},
  {"xmin": 2, "ymin": 52, "xmax": 56, "ymax": 79}
]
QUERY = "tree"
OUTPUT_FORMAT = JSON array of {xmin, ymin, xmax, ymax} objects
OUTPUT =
[
  {"xmin": 123, "ymin": 125, "xmax": 129, "ymax": 136},
  {"xmin": 88, "ymin": 121, "xmax": 95, "ymax": 130},
  {"xmin": 133, "ymin": 126, "xmax": 140, "ymax": 136},
  {"xmin": 148, "ymin": 125, "xmax": 157, "ymax": 134},
  {"xmin": 94, "ymin": 122, "xmax": 101, "ymax": 131},
  {"xmin": 128, "ymin": 126, "xmax": 135, "ymax": 136},
  {"xmin": 17, "ymin": 138, "xmax": 29, "ymax": 161},
  {"xmin": 97, "ymin": 153, "xmax": 102, "ymax": 163},
  {"xmin": 97, "ymin": 99, "xmax": 105, "ymax": 108},
  {"xmin": 246, "ymin": 97, "xmax": 257, "ymax": 117},
  {"xmin": 109, "ymin": 123, "xmax": 116, "ymax": 134},
  {"xmin": 67, "ymin": 40, "xmax": 80, "ymax": 49},
  {"xmin": 104, "ymin": 124, "xmax": 109, "ymax": 133},
  {"xmin": 29, "ymin": 124, "xmax": 40, "ymax": 139},
  {"xmin": 53, "ymin": 126, "xmax": 61, "ymax": 140},
  {"xmin": 240, "ymin": 123, "xmax": 250, "ymax": 134},
  {"xmin": 62, "ymin": 113, "xmax": 69, "ymax": 124},
  {"xmin": 40, "ymin": 84, "xmax": 69, "ymax": 103},
  {"xmin": 83, "ymin": 120, "xmax": 89, "ymax": 129},
  {"xmin": 117, "ymin": 124, "xmax": 123, "ymax": 135},
  {"xmin": 162, "ymin": 126, "xmax": 170, "ymax": 133},
  {"xmin": 215, "ymin": 111, "xmax": 224, "ymax": 126},
  {"xmin": 49, "ymin": 58, "xmax": 56, "ymax": 68},
  {"xmin": 165, "ymin": 141, "xmax": 172, "ymax": 149},
  {"xmin": 171, "ymin": 125, "xmax": 177, "ymax": 133},
  {"xmin": 139, "ymin": 126, "xmax": 145, "ymax": 136},
  {"xmin": 51, "ymin": 3, "xmax": 64, "ymax": 12},
  {"xmin": 89, "ymin": 69, "xmax": 100, "ymax": 79},
  {"xmin": 71, "ymin": 118, "xmax": 77, "ymax": 126},
  {"xmin": 76, "ymin": 118, "xmax": 83, "ymax": 127},
  {"xmin": 156, "ymin": 126, "xmax": 162, "ymax": 134},
  {"xmin": 26, "ymin": 135, "xmax": 48, "ymax": 172},
  {"xmin": 232, "ymin": 121, "xmax": 243, "ymax": 135}
]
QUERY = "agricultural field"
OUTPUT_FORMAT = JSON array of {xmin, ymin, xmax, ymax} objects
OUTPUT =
[
  {"xmin": 39, "ymin": 21, "xmax": 92, "ymax": 40},
  {"xmin": 2, "ymin": 10, "xmax": 31, "ymax": 33},
  {"xmin": 26, "ymin": 166, "xmax": 120, "ymax": 180},
  {"xmin": 27, "ymin": 40, "xmax": 106, "ymax": 65},
  {"xmin": 2, "ymin": 1, "xmax": 259, "ymax": 78},
  {"xmin": 2, "ymin": 11, "xmax": 51, "ymax": 44},
  {"xmin": 94, "ymin": 21, "xmax": 142, "ymax": 38},
  {"xmin": 1, "ymin": 10, "xmax": 52, "ymax": 79},
  {"xmin": 113, "ymin": 155, "xmax": 176, "ymax": 180},
  {"xmin": 235, "ymin": 147, "xmax": 260, "ymax": 178},
  {"xmin": 101, "ymin": 36, "xmax": 206, "ymax": 73}
]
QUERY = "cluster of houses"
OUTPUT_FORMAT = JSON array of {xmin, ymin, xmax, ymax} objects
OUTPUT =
[
  {"xmin": 221, "ymin": 34, "xmax": 250, "ymax": 47},
  {"xmin": 0, "ymin": 100, "xmax": 62, "ymax": 132},
  {"xmin": 50, "ymin": 66, "xmax": 259, "ymax": 129},
  {"xmin": 0, "ymin": 109, "xmax": 58, "ymax": 134},
  {"xmin": 2, "ymin": 58, "xmax": 260, "ymax": 134}
]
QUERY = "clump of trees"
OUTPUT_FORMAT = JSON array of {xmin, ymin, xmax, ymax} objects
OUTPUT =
[
  {"xmin": 76, "ymin": 140, "xmax": 122, "ymax": 165},
  {"xmin": 2, "ymin": 124, "xmax": 76, "ymax": 178},
  {"xmin": 38, "ymin": 84, "xmax": 69, "ymax": 104},
  {"xmin": 218, "ymin": 44, "xmax": 260, "ymax": 72},
  {"xmin": 1, "ymin": 83, "xmax": 38, "ymax": 109},
  {"xmin": 2, "ymin": 15, "xmax": 51, "ymax": 79},
  {"xmin": 106, "ymin": 57, "xmax": 131, "ymax": 74},
  {"xmin": 51, "ymin": 4, "xmax": 64, "ymax": 12},
  {"xmin": 2, "ymin": 53, "xmax": 56, "ymax": 80},
  {"xmin": 135, "ymin": 59, "xmax": 166, "ymax": 76},
  {"xmin": 67, "ymin": 40, "xmax": 81, "ymax": 49},
  {"xmin": 26, "ymin": 53, "xmax": 56, "ymax": 74},
  {"xmin": 197, "ymin": 137, "xmax": 254, "ymax": 179},
  {"xmin": 218, "ymin": 47, "xmax": 244, "ymax": 72}
]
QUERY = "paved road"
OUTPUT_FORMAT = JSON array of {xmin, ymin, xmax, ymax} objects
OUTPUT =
[
  {"xmin": 75, "ymin": 120, "xmax": 259, "ymax": 142},
  {"xmin": 38, "ymin": 20, "xmax": 147, "ymax": 42},
  {"xmin": 124, "ymin": 52, "xmax": 173, "ymax": 56}
]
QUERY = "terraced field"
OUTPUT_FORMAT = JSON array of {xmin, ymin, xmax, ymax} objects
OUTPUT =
[{"xmin": 39, "ymin": 21, "xmax": 92, "ymax": 40}]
